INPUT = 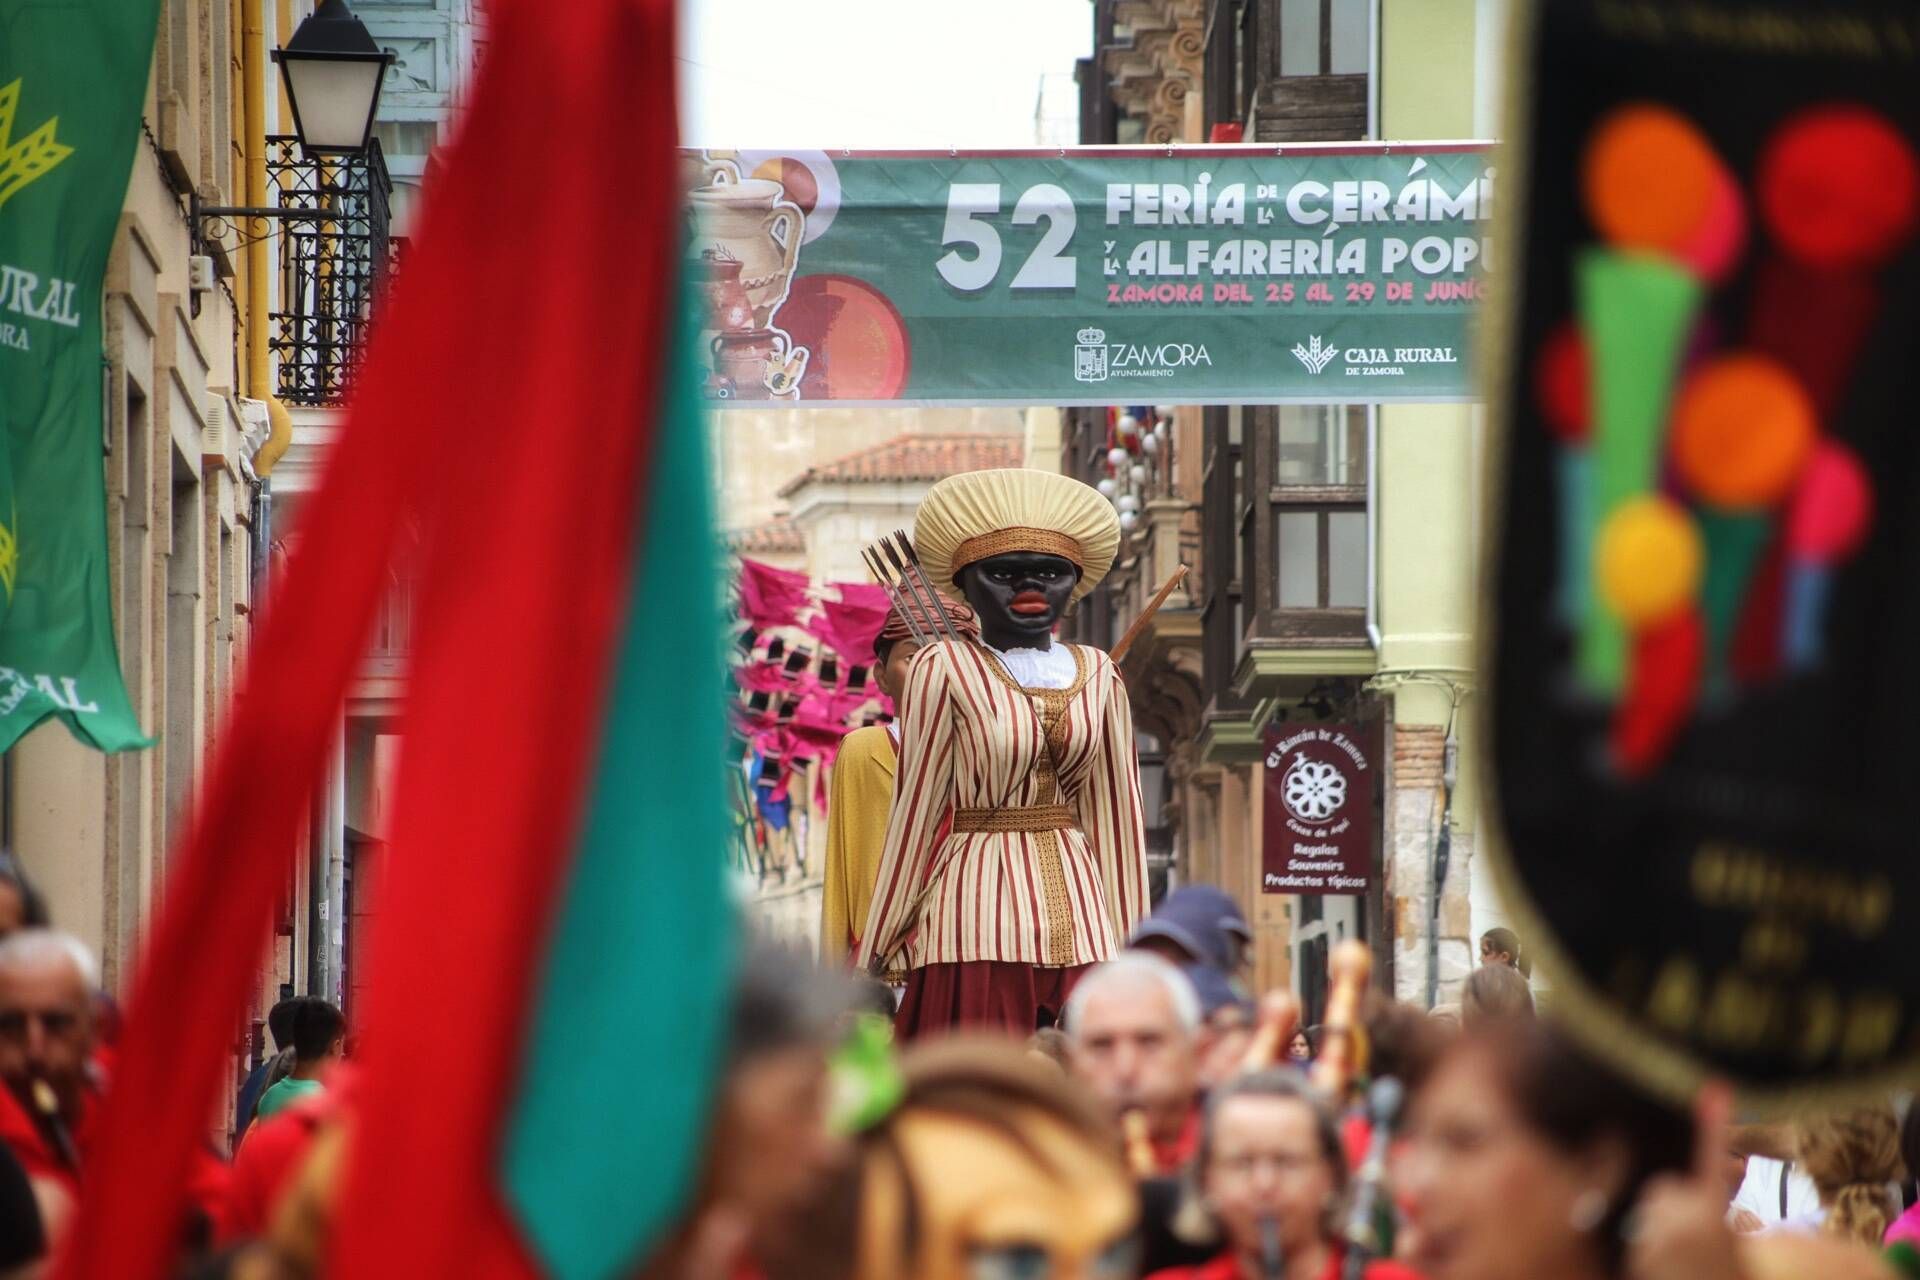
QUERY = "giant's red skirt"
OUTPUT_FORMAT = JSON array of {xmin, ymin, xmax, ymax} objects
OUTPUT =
[{"xmin": 894, "ymin": 960, "xmax": 1092, "ymax": 1041}]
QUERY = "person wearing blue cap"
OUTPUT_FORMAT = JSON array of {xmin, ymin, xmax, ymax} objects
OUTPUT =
[
  {"xmin": 1129, "ymin": 885, "xmax": 1254, "ymax": 975},
  {"xmin": 1128, "ymin": 887, "xmax": 1260, "ymax": 1095}
]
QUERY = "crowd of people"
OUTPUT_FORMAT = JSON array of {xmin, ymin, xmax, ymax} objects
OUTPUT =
[
  {"xmin": 0, "ymin": 852, "xmax": 1915, "ymax": 1279},
  {"xmin": 0, "ymin": 461, "xmax": 1914, "ymax": 1278},
  {"xmin": 668, "ymin": 904, "xmax": 1919, "ymax": 1280},
  {"xmin": 0, "ymin": 852, "xmax": 1912, "ymax": 1280},
  {"xmin": 0, "ymin": 852, "xmax": 360, "ymax": 1275}
]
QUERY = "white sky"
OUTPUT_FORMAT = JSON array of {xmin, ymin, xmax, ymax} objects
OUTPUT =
[{"xmin": 679, "ymin": 0, "xmax": 1094, "ymax": 149}]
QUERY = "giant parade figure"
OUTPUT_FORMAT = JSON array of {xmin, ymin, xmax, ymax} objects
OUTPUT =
[{"xmin": 855, "ymin": 468, "xmax": 1149, "ymax": 1038}]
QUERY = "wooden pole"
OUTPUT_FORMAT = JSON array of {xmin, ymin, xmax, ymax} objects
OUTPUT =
[{"xmin": 1109, "ymin": 564, "xmax": 1190, "ymax": 665}]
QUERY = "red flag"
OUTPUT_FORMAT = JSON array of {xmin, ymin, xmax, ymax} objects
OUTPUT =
[{"xmin": 57, "ymin": 1, "xmax": 680, "ymax": 1276}]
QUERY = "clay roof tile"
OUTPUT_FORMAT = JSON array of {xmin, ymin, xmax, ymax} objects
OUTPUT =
[{"xmin": 776, "ymin": 433, "xmax": 1025, "ymax": 497}]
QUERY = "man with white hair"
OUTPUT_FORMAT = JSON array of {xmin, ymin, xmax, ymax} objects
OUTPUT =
[
  {"xmin": 1064, "ymin": 950, "xmax": 1203, "ymax": 1176},
  {"xmin": 0, "ymin": 929, "xmax": 99, "ymax": 1198}
]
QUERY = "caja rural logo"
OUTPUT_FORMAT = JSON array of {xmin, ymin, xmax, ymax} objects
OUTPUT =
[
  {"xmin": 0, "ymin": 78, "xmax": 71, "ymax": 605},
  {"xmin": 1292, "ymin": 333, "xmax": 1459, "ymax": 377},
  {"xmin": 1073, "ymin": 326, "xmax": 1213, "ymax": 383},
  {"xmin": 1292, "ymin": 334, "xmax": 1338, "ymax": 375},
  {"xmin": 0, "ymin": 79, "xmax": 72, "ymax": 214}
]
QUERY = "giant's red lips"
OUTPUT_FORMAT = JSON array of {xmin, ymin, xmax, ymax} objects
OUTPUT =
[{"xmin": 1010, "ymin": 589, "xmax": 1052, "ymax": 616}]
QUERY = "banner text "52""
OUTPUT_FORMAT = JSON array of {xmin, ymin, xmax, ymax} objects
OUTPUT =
[{"xmin": 936, "ymin": 184, "xmax": 1077, "ymax": 292}]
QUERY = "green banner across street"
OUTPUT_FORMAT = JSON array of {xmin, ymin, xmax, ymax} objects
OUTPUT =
[
  {"xmin": 0, "ymin": 0, "xmax": 160, "ymax": 752},
  {"xmin": 684, "ymin": 144, "xmax": 1492, "ymax": 407}
]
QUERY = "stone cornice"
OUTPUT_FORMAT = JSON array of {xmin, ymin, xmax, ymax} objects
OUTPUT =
[
  {"xmin": 1233, "ymin": 642, "xmax": 1380, "ymax": 699},
  {"xmin": 1102, "ymin": 0, "xmax": 1206, "ymax": 144}
]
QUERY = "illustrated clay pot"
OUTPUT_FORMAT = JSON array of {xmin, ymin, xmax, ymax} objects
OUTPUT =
[
  {"xmin": 680, "ymin": 153, "xmax": 741, "ymax": 195},
  {"xmin": 688, "ymin": 175, "xmax": 804, "ymax": 330},
  {"xmin": 711, "ymin": 329, "xmax": 789, "ymax": 401},
  {"xmin": 697, "ymin": 255, "xmax": 756, "ymax": 335}
]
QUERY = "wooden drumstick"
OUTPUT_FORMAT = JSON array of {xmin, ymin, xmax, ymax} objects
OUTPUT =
[
  {"xmin": 1122, "ymin": 1108, "xmax": 1158, "ymax": 1177},
  {"xmin": 1311, "ymin": 941, "xmax": 1373, "ymax": 1099},
  {"xmin": 1239, "ymin": 991, "xmax": 1302, "ymax": 1073},
  {"xmin": 31, "ymin": 1079, "xmax": 79, "ymax": 1171}
]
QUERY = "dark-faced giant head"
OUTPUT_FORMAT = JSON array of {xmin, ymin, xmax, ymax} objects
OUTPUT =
[{"xmin": 957, "ymin": 552, "xmax": 1080, "ymax": 648}]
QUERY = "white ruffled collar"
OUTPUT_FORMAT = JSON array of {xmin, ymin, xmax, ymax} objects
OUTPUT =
[{"xmin": 986, "ymin": 642, "xmax": 1078, "ymax": 690}]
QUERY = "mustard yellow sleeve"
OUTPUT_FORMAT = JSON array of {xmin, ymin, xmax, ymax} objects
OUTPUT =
[
  {"xmin": 821, "ymin": 727, "xmax": 896, "ymax": 964},
  {"xmin": 821, "ymin": 757, "xmax": 854, "ymax": 963}
]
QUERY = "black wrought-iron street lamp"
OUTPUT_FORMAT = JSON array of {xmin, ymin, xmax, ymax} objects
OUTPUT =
[
  {"xmin": 191, "ymin": 0, "xmax": 395, "ymax": 260},
  {"xmin": 273, "ymin": 0, "xmax": 394, "ymax": 156}
]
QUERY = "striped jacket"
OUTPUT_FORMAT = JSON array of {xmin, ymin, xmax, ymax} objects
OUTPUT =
[{"xmin": 854, "ymin": 639, "xmax": 1149, "ymax": 972}]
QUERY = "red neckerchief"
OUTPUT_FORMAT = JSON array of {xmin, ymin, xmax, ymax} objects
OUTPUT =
[
  {"xmin": 0, "ymin": 1079, "xmax": 92, "ymax": 1194},
  {"xmin": 1153, "ymin": 1104, "xmax": 1203, "ymax": 1175},
  {"xmin": 1151, "ymin": 1246, "xmax": 1426, "ymax": 1280}
]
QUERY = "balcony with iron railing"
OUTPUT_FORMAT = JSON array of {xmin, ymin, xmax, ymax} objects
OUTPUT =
[{"xmin": 264, "ymin": 135, "xmax": 398, "ymax": 407}]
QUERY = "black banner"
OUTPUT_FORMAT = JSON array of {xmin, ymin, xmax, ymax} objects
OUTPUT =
[{"xmin": 1487, "ymin": 0, "xmax": 1920, "ymax": 1098}]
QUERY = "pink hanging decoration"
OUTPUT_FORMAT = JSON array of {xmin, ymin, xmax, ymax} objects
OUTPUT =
[
  {"xmin": 1785, "ymin": 441, "xmax": 1874, "ymax": 565},
  {"xmin": 825, "ymin": 689, "xmax": 883, "ymax": 725},
  {"xmin": 737, "ymin": 558, "xmax": 812, "ymax": 628},
  {"xmin": 813, "ymin": 594, "xmax": 891, "ymax": 664},
  {"xmin": 831, "ymin": 580, "xmax": 893, "ymax": 612},
  {"xmin": 733, "ymin": 661, "xmax": 791, "ymax": 693}
]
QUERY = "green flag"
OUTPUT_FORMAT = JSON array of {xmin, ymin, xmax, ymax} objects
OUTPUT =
[
  {"xmin": 499, "ymin": 288, "xmax": 737, "ymax": 1279},
  {"xmin": 0, "ymin": 0, "xmax": 160, "ymax": 752}
]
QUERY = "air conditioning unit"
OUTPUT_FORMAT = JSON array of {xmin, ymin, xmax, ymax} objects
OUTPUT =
[
  {"xmin": 202, "ymin": 395, "xmax": 236, "ymax": 458},
  {"xmin": 188, "ymin": 255, "xmax": 216, "ymax": 293}
]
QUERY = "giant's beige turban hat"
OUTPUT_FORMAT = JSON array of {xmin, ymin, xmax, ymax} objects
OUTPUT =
[{"xmin": 913, "ymin": 469, "xmax": 1121, "ymax": 605}]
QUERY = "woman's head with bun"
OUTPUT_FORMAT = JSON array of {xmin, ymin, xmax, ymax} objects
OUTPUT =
[
  {"xmin": 1479, "ymin": 927, "xmax": 1531, "ymax": 978},
  {"xmin": 1796, "ymin": 1106, "xmax": 1902, "ymax": 1248}
]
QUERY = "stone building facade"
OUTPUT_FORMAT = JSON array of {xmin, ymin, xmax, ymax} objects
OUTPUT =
[
  {"xmin": 0, "ymin": 0, "xmax": 467, "ymax": 1093},
  {"xmin": 1063, "ymin": 0, "xmax": 1509, "ymax": 1015},
  {"xmin": 717, "ymin": 406, "xmax": 1024, "ymax": 535},
  {"xmin": 266, "ymin": 0, "xmax": 484, "ymax": 1035},
  {"xmin": 3, "ymin": 0, "xmax": 285, "ymax": 1003}
]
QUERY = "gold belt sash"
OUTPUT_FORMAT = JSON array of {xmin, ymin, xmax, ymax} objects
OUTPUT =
[{"xmin": 950, "ymin": 804, "xmax": 1078, "ymax": 833}]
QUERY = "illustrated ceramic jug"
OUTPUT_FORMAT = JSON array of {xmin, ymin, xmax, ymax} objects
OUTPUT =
[
  {"xmin": 698, "ymin": 254, "xmax": 756, "ymax": 334},
  {"xmin": 711, "ymin": 328, "xmax": 788, "ymax": 400},
  {"xmin": 688, "ymin": 175, "xmax": 804, "ymax": 330}
]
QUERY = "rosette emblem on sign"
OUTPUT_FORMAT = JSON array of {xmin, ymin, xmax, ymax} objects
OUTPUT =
[{"xmin": 1282, "ymin": 757, "xmax": 1347, "ymax": 822}]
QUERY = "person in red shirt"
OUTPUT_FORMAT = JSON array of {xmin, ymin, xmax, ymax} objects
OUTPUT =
[
  {"xmin": 0, "ymin": 929, "xmax": 228, "ymax": 1257},
  {"xmin": 1146, "ymin": 1069, "xmax": 1423, "ymax": 1280},
  {"xmin": 0, "ymin": 930, "xmax": 106, "ymax": 1202}
]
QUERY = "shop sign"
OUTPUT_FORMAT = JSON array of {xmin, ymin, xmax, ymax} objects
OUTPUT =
[{"xmin": 1261, "ymin": 723, "xmax": 1378, "ymax": 896}]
